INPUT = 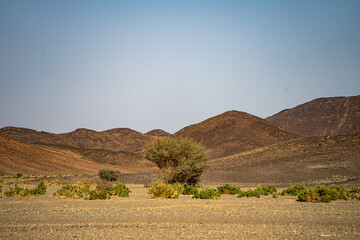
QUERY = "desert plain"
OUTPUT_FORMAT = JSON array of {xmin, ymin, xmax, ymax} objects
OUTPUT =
[{"xmin": 1, "ymin": 182, "xmax": 360, "ymax": 240}]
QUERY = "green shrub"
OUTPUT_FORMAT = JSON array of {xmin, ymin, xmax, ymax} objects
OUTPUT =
[
  {"xmin": 53, "ymin": 185, "xmax": 90, "ymax": 199},
  {"xmin": 147, "ymin": 181, "xmax": 182, "ymax": 199},
  {"xmin": 98, "ymin": 169, "xmax": 118, "ymax": 182},
  {"xmin": 298, "ymin": 188, "xmax": 322, "ymax": 203},
  {"xmin": 244, "ymin": 189, "xmax": 261, "ymax": 198},
  {"xmin": 348, "ymin": 187, "xmax": 360, "ymax": 194},
  {"xmin": 54, "ymin": 183, "xmax": 131, "ymax": 200},
  {"xmin": 16, "ymin": 173, "xmax": 23, "ymax": 178},
  {"xmin": 182, "ymin": 185, "xmax": 199, "ymax": 195},
  {"xmin": 31, "ymin": 181, "xmax": 47, "ymax": 195},
  {"xmin": 3, "ymin": 181, "xmax": 46, "ymax": 198},
  {"xmin": 347, "ymin": 192, "xmax": 359, "ymax": 200},
  {"xmin": 143, "ymin": 137, "xmax": 207, "ymax": 185},
  {"xmin": 193, "ymin": 187, "xmax": 220, "ymax": 199},
  {"xmin": 281, "ymin": 185, "xmax": 306, "ymax": 196},
  {"xmin": 217, "ymin": 184, "xmax": 241, "ymax": 195},
  {"xmin": 254, "ymin": 185, "xmax": 277, "ymax": 196},
  {"xmin": 297, "ymin": 185, "xmax": 351, "ymax": 203},
  {"xmin": 236, "ymin": 186, "xmax": 277, "ymax": 199},
  {"xmin": 237, "ymin": 191, "xmax": 246, "ymax": 198},
  {"xmin": 89, "ymin": 189, "xmax": 111, "ymax": 200},
  {"xmin": 4, "ymin": 188, "xmax": 15, "ymax": 197},
  {"xmin": 111, "ymin": 183, "xmax": 131, "ymax": 197},
  {"xmin": 267, "ymin": 186, "xmax": 278, "ymax": 194}
]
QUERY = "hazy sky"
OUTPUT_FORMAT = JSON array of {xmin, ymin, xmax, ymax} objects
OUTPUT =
[{"xmin": 1, "ymin": 0, "xmax": 359, "ymax": 134}]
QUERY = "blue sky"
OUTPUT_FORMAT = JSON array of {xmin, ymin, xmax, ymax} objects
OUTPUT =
[{"xmin": 1, "ymin": 0, "xmax": 359, "ymax": 134}]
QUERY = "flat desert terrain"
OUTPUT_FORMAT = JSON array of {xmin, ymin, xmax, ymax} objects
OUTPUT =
[{"xmin": 1, "ymin": 185, "xmax": 360, "ymax": 239}]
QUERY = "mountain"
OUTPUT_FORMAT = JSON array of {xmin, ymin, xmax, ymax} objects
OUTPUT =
[
  {"xmin": 174, "ymin": 110, "xmax": 298, "ymax": 159},
  {"xmin": 0, "ymin": 127, "xmax": 154, "ymax": 153},
  {"xmin": 267, "ymin": 95, "xmax": 360, "ymax": 136},
  {"xmin": 145, "ymin": 129, "xmax": 171, "ymax": 137},
  {"xmin": 0, "ymin": 134, "xmax": 156, "ymax": 174},
  {"xmin": 202, "ymin": 132, "xmax": 360, "ymax": 185}
]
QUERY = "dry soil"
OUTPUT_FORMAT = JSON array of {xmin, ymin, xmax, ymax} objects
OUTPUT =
[{"xmin": 1, "ymin": 185, "xmax": 360, "ymax": 239}]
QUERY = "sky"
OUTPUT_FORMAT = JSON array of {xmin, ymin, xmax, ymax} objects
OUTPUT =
[{"xmin": 0, "ymin": 0, "xmax": 360, "ymax": 134}]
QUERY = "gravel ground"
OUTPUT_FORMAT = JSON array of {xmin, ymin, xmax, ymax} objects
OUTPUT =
[{"xmin": 1, "ymin": 185, "xmax": 360, "ymax": 239}]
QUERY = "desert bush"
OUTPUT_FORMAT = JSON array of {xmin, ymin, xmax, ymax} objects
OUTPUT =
[
  {"xmin": 237, "ymin": 185, "xmax": 278, "ymax": 199},
  {"xmin": 31, "ymin": 181, "xmax": 47, "ymax": 195},
  {"xmin": 4, "ymin": 188, "xmax": 16, "ymax": 197},
  {"xmin": 267, "ymin": 186, "xmax": 278, "ymax": 194},
  {"xmin": 193, "ymin": 187, "xmax": 221, "ymax": 199},
  {"xmin": 143, "ymin": 137, "xmax": 207, "ymax": 185},
  {"xmin": 347, "ymin": 192, "xmax": 359, "ymax": 200},
  {"xmin": 54, "ymin": 183, "xmax": 131, "ymax": 200},
  {"xmin": 254, "ymin": 185, "xmax": 277, "ymax": 195},
  {"xmin": 255, "ymin": 186, "xmax": 267, "ymax": 195},
  {"xmin": 87, "ymin": 184, "xmax": 132, "ymax": 200},
  {"xmin": 98, "ymin": 169, "xmax": 118, "ymax": 182},
  {"xmin": 244, "ymin": 189, "xmax": 261, "ymax": 198},
  {"xmin": 237, "ymin": 190, "xmax": 246, "ymax": 198},
  {"xmin": 297, "ymin": 185, "xmax": 351, "ymax": 203},
  {"xmin": 182, "ymin": 185, "xmax": 199, "ymax": 195},
  {"xmin": 281, "ymin": 184, "xmax": 306, "ymax": 196},
  {"xmin": 88, "ymin": 189, "xmax": 111, "ymax": 200},
  {"xmin": 217, "ymin": 184, "xmax": 241, "ymax": 195},
  {"xmin": 3, "ymin": 181, "xmax": 47, "ymax": 198},
  {"xmin": 16, "ymin": 173, "xmax": 23, "ymax": 178},
  {"xmin": 147, "ymin": 181, "xmax": 182, "ymax": 199},
  {"xmin": 53, "ymin": 185, "xmax": 90, "ymax": 199},
  {"xmin": 110, "ymin": 183, "xmax": 131, "ymax": 197},
  {"xmin": 348, "ymin": 187, "xmax": 360, "ymax": 194}
]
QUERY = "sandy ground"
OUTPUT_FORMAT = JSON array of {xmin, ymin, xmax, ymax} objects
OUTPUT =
[{"xmin": 1, "ymin": 185, "xmax": 360, "ymax": 239}]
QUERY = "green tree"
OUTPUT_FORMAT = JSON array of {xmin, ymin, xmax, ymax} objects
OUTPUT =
[
  {"xmin": 98, "ymin": 169, "xmax": 118, "ymax": 182},
  {"xmin": 143, "ymin": 137, "xmax": 207, "ymax": 185}
]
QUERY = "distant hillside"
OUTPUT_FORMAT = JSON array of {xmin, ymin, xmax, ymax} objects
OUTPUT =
[
  {"xmin": 174, "ymin": 111, "xmax": 298, "ymax": 159},
  {"xmin": 0, "ymin": 134, "xmax": 156, "ymax": 174},
  {"xmin": 267, "ymin": 95, "xmax": 360, "ymax": 136},
  {"xmin": 0, "ymin": 127, "xmax": 154, "ymax": 153},
  {"xmin": 202, "ymin": 132, "xmax": 360, "ymax": 185},
  {"xmin": 145, "ymin": 129, "xmax": 171, "ymax": 137}
]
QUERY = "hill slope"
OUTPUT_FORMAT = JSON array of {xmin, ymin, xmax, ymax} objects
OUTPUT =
[
  {"xmin": 174, "ymin": 111, "xmax": 298, "ymax": 159},
  {"xmin": 0, "ymin": 134, "xmax": 156, "ymax": 174},
  {"xmin": 202, "ymin": 132, "xmax": 360, "ymax": 185},
  {"xmin": 0, "ymin": 127, "xmax": 154, "ymax": 153},
  {"xmin": 267, "ymin": 95, "xmax": 360, "ymax": 136},
  {"xmin": 145, "ymin": 129, "xmax": 171, "ymax": 137}
]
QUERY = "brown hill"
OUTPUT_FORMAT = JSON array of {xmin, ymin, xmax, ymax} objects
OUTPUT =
[
  {"xmin": 0, "ymin": 127, "xmax": 154, "ymax": 153},
  {"xmin": 174, "ymin": 110, "xmax": 298, "ymax": 159},
  {"xmin": 203, "ymin": 132, "xmax": 360, "ymax": 185},
  {"xmin": 266, "ymin": 95, "xmax": 360, "ymax": 136},
  {"xmin": 0, "ymin": 134, "xmax": 156, "ymax": 175},
  {"xmin": 145, "ymin": 129, "xmax": 171, "ymax": 137}
]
